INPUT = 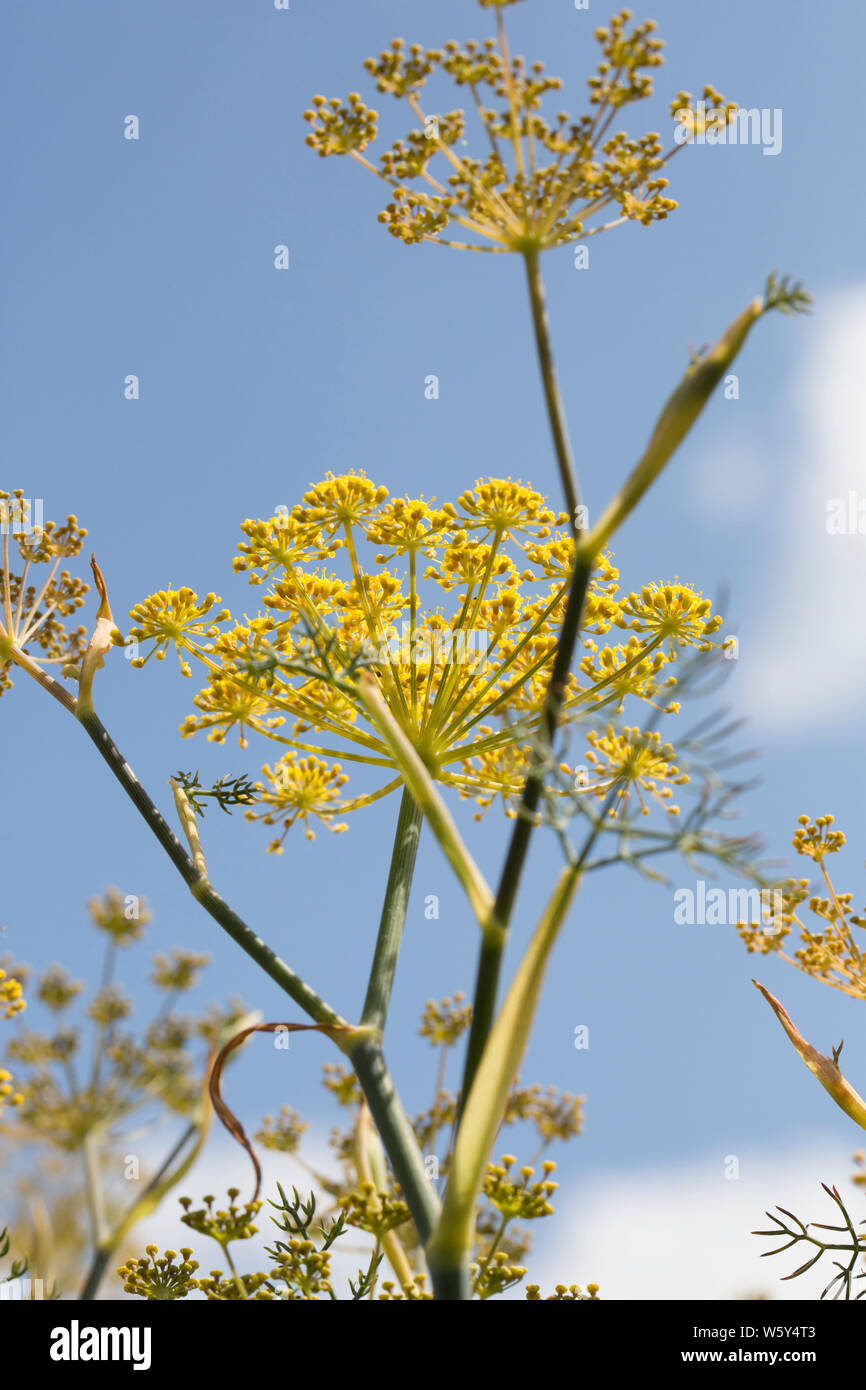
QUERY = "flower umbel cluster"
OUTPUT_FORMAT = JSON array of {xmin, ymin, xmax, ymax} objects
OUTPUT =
[
  {"xmin": 120, "ymin": 473, "xmax": 726, "ymax": 845},
  {"xmin": 3, "ymin": 891, "xmax": 244, "ymax": 1161},
  {"xmin": 0, "ymin": 492, "xmax": 89, "ymax": 699},
  {"xmin": 303, "ymin": 7, "xmax": 736, "ymax": 254},
  {"xmin": 483, "ymin": 1154, "xmax": 558, "ymax": 1221},
  {"xmin": 0, "ymin": 968, "xmax": 25, "ymax": 1117},
  {"xmin": 118, "ymin": 1246, "xmax": 199, "ymax": 1301},
  {"xmin": 738, "ymin": 816, "xmax": 866, "ymax": 1001},
  {"xmin": 179, "ymin": 1189, "xmax": 262, "ymax": 1248},
  {"xmin": 525, "ymin": 1280, "xmax": 600, "ymax": 1300},
  {"xmin": 583, "ymin": 725, "xmax": 689, "ymax": 817},
  {"xmin": 0, "ymin": 968, "xmax": 25, "ymax": 1022}
]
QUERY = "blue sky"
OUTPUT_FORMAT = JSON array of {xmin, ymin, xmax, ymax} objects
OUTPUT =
[{"xmin": 3, "ymin": 1, "xmax": 866, "ymax": 1296}]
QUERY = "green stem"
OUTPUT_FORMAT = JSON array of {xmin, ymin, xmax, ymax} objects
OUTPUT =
[
  {"xmin": 460, "ymin": 552, "xmax": 593, "ymax": 1106},
  {"xmin": 430, "ymin": 861, "xmax": 583, "ymax": 1299},
  {"xmin": 523, "ymin": 246, "xmax": 581, "ymax": 525},
  {"xmin": 223, "ymin": 1243, "xmax": 247, "ymax": 1300},
  {"xmin": 361, "ymin": 789, "xmax": 423, "ymax": 1033},
  {"xmin": 81, "ymin": 1130, "xmax": 109, "ymax": 1283},
  {"xmin": 445, "ymin": 287, "xmax": 778, "ymax": 1287},
  {"xmin": 78, "ymin": 1121, "xmax": 200, "ymax": 1300},
  {"xmin": 457, "ymin": 252, "xmax": 588, "ymax": 1111},
  {"xmin": 459, "ymin": 282, "xmax": 769, "ymax": 1109},
  {"xmin": 473, "ymin": 1212, "xmax": 510, "ymax": 1294},
  {"xmin": 80, "ymin": 1248, "xmax": 112, "ymax": 1302},
  {"xmin": 427, "ymin": 1261, "xmax": 471, "ymax": 1301},
  {"xmin": 346, "ymin": 1035, "xmax": 440, "ymax": 1246},
  {"xmin": 78, "ymin": 709, "xmax": 342, "ymax": 1027}
]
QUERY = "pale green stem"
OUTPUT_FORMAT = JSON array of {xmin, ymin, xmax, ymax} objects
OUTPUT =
[
  {"xmin": 429, "ymin": 861, "xmax": 582, "ymax": 1299},
  {"xmin": 361, "ymin": 788, "xmax": 423, "ymax": 1034},
  {"xmin": 523, "ymin": 246, "xmax": 581, "ymax": 526}
]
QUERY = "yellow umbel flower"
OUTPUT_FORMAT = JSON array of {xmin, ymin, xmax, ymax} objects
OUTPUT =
[
  {"xmin": 126, "ymin": 589, "xmax": 230, "ymax": 678},
  {"xmin": 118, "ymin": 1247, "xmax": 199, "ymax": 1301},
  {"xmin": 0, "ymin": 1068, "xmax": 24, "ymax": 1114},
  {"xmin": 579, "ymin": 636, "xmax": 677, "ymax": 714},
  {"xmin": 525, "ymin": 1281, "xmax": 599, "ymax": 1301},
  {"xmin": 0, "ymin": 968, "xmax": 25, "ymax": 1020},
  {"xmin": 738, "ymin": 816, "xmax": 866, "ymax": 1002},
  {"xmin": 122, "ymin": 472, "xmax": 722, "ymax": 844},
  {"xmin": 792, "ymin": 813, "xmax": 846, "ymax": 862},
  {"xmin": 419, "ymin": 993, "xmax": 473, "ymax": 1047},
  {"xmin": 615, "ymin": 580, "xmax": 725, "ymax": 656},
  {"xmin": 1, "ymin": 967, "xmax": 25, "ymax": 1115},
  {"xmin": 251, "ymin": 754, "xmax": 350, "ymax": 849},
  {"xmin": 179, "ymin": 672, "xmax": 285, "ymax": 749},
  {"xmin": 88, "ymin": 887, "xmax": 151, "ymax": 946},
  {"xmin": 583, "ymin": 724, "xmax": 689, "ymax": 816},
  {"xmin": 0, "ymin": 491, "xmax": 89, "ymax": 697},
  {"xmin": 483, "ymin": 1154, "xmax": 558, "ymax": 1221},
  {"xmin": 303, "ymin": 10, "xmax": 736, "ymax": 255}
]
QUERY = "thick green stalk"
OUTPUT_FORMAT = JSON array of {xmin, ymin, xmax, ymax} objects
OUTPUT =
[
  {"xmin": 458, "ymin": 253, "xmax": 587, "ymax": 1110},
  {"xmin": 429, "ymin": 862, "xmax": 583, "ymax": 1297},
  {"xmin": 79, "ymin": 1249, "xmax": 112, "ymax": 1303},
  {"xmin": 81, "ymin": 1130, "xmax": 109, "ymax": 1286},
  {"xmin": 523, "ymin": 246, "xmax": 581, "ymax": 526},
  {"xmin": 460, "ymin": 552, "xmax": 593, "ymax": 1106},
  {"xmin": 460, "ymin": 283, "xmax": 773, "ymax": 1110},
  {"xmin": 345, "ymin": 1034, "xmax": 440, "ymax": 1245},
  {"xmin": 361, "ymin": 788, "xmax": 423, "ymax": 1033},
  {"xmin": 356, "ymin": 1102, "xmax": 415, "ymax": 1287}
]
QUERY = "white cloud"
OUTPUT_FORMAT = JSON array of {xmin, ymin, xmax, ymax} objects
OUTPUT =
[
  {"xmin": 530, "ymin": 1140, "xmax": 861, "ymax": 1300},
  {"xmin": 738, "ymin": 287, "xmax": 866, "ymax": 729},
  {"xmin": 689, "ymin": 436, "xmax": 769, "ymax": 519}
]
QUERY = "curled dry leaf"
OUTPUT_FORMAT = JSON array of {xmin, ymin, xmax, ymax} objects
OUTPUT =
[{"xmin": 209, "ymin": 1020, "xmax": 350, "ymax": 1200}]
